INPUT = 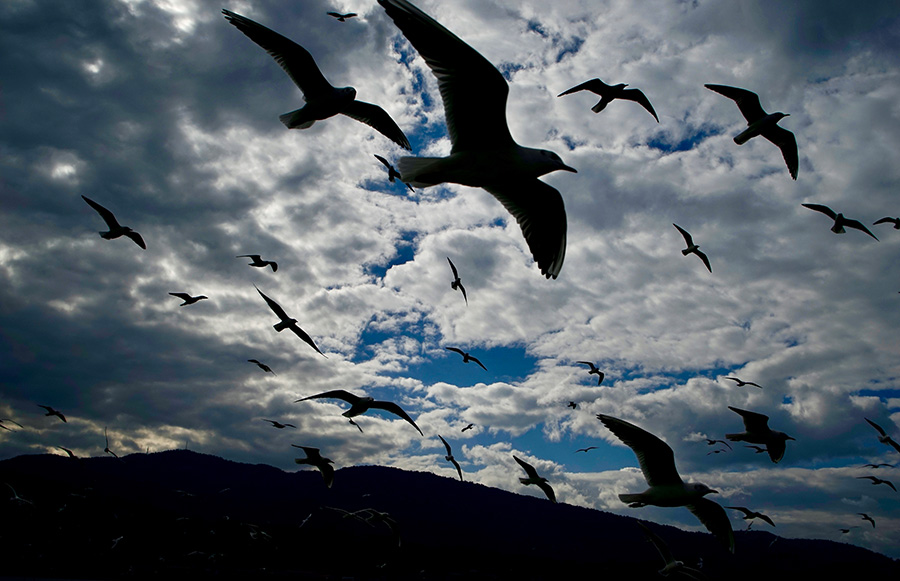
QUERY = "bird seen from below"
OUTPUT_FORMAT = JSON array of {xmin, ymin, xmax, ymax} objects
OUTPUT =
[
  {"xmin": 438, "ymin": 435, "xmax": 464, "ymax": 481},
  {"xmin": 292, "ymin": 445, "xmax": 335, "ymax": 488},
  {"xmin": 168, "ymin": 293, "xmax": 208, "ymax": 306},
  {"xmin": 576, "ymin": 361, "xmax": 605, "ymax": 385},
  {"xmin": 557, "ymin": 78, "xmax": 659, "ymax": 122},
  {"xmin": 256, "ymin": 287, "xmax": 325, "ymax": 357},
  {"xmin": 237, "ymin": 254, "xmax": 278, "ymax": 272},
  {"xmin": 447, "ymin": 258, "xmax": 467, "ymax": 305},
  {"xmin": 802, "ymin": 204, "xmax": 879, "ymax": 240},
  {"xmin": 296, "ymin": 389, "xmax": 423, "ymax": 436},
  {"xmin": 513, "ymin": 455, "xmax": 556, "ymax": 503},
  {"xmin": 725, "ymin": 406, "xmax": 794, "ymax": 463},
  {"xmin": 81, "ymin": 195, "xmax": 146, "ymax": 249},
  {"xmin": 445, "ymin": 347, "xmax": 487, "ymax": 371},
  {"xmin": 38, "ymin": 405, "xmax": 66, "ymax": 423},
  {"xmin": 673, "ymin": 224, "xmax": 711, "ymax": 273}
]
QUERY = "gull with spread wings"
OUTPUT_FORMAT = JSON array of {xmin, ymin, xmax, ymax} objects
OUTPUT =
[
  {"xmin": 802, "ymin": 204, "xmax": 879, "ymax": 241},
  {"xmin": 513, "ymin": 456, "xmax": 556, "ymax": 503},
  {"xmin": 256, "ymin": 287, "xmax": 325, "ymax": 357},
  {"xmin": 576, "ymin": 361, "xmax": 605, "ymax": 385},
  {"xmin": 726, "ymin": 406, "xmax": 794, "ymax": 463},
  {"xmin": 445, "ymin": 347, "xmax": 487, "ymax": 371},
  {"xmin": 438, "ymin": 435, "xmax": 464, "ymax": 481},
  {"xmin": 296, "ymin": 389, "xmax": 423, "ymax": 435},
  {"xmin": 558, "ymin": 78, "xmax": 658, "ymax": 122},
  {"xmin": 447, "ymin": 258, "xmax": 468, "ymax": 305},
  {"xmin": 292, "ymin": 445, "xmax": 335, "ymax": 488},
  {"xmin": 169, "ymin": 293, "xmax": 208, "ymax": 306},
  {"xmin": 81, "ymin": 195, "xmax": 146, "ymax": 249},
  {"xmin": 865, "ymin": 418, "xmax": 900, "ymax": 454},
  {"xmin": 673, "ymin": 224, "xmax": 711, "ymax": 273},
  {"xmin": 237, "ymin": 254, "xmax": 278, "ymax": 272}
]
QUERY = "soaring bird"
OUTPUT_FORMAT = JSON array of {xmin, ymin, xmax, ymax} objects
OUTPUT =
[
  {"xmin": 567, "ymin": 401, "xmax": 578, "ymax": 409},
  {"xmin": 447, "ymin": 258, "xmax": 468, "ymax": 305},
  {"xmin": 513, "ymin": 456, "xmax": 556, "ymax": 503},
  {"xmin": 81, "ymin": 195, "xmax": 146, "ymax": 249},
  {"xmin": 292, "ymin": 445, "xmax": 335, "ymax": 488},
  {"xmin": 724, "ymin": 377, "xmax": 762, "ymax": 389},
  {"xmin": 856, "ymin": 475, "xmax": 897, "ymax": 492},
  {"xmin": 557, "ymin": 78, "xmax": 658, "ymax": 122},
  {"xmin": 0, "ymin": 419, "xmax": 23, "ymax": 431},
  {"xmin": 673, "ymin": 224, "xmax": 711, "ymax": 273},
  {"xmin": 864, "ymin": 418, "xmax": 900, "ymax": 454},
  {"xmin": 37, "ymin": 405, "xmax": 66, "ymax": 423},
  {"xmin": 636, "ymin": 522, "xmax": 708, "ymax": 580},
  {"xmin": 248, "ymin": 359, "xmax": 276, "ymax": 375},
  {"xmin": 801, "ymin": 204, "xmax": 878, "ymax": 240},
  {"xmin": 745, "ymin": 445, "xmax": 768, "ymax": 454},
  {"xmin": 874, "ymin": 216, "xmax": 900, "ymax": 229},
  {"xmin": 5, "ymin": 483, "xmax": 33, "ymax": 506},
  {"xmin": 461, "ymin": 423, "xmax": 475, "ymax": 432},
  {"xmin": 237, "ymin": 254, "xmax": 278, "ymax": 272},
  {"xmin": 296, "ymin": 389, "xmax": 423, "ymax": 436},
  {"xmin": 262, "ymin": 419, "xmax": 296, "ymax": 429},
  {"xmin": 103, "ymin": 426, "xmax": 122, "ymax": 461},
  {"xmin": 725, "ymin": 407, "xmax": 794, "ymax": 463},
  {"xmin": 445, "ymin": 347, "xmax": 487, "ymax": 371},
  {"xmin": 168, "ymin": 293, "xmax": 208, "ymax": 306},
  {"xmin": 327, "ymin": 12, "xmax": 357, "ymax": 22},
  {"xmin": 705, "ymin": 439, "xmax": 732, "ymax": 451},
  {"xmin": 57, "ymin": 446, "xmax": 77, "ymax": 458},
  {"xmin": 438, "ymin": 435, "xmax": 463, "ymax": 481},
  {"xmin": 576, "ymin": 361, "xmax": 605, "ymax": 385},
  {"xmin": 375, "ymin": 154, "xmax": 414, "ymax": 192},
  {"xmin": 863, "ymin": 463, "xmax": 894, "ymax": 469},
  {"xmin": 597, "ymin": 414, "xmax": 734, "ymax": 553},
  {"xmin": 223, "ymin": 10, "xmax": 409, "ymax": 150},
  {"xmin": 256, "ymin": 287, "xmax": 325, "ymax": 357},
  {"xmin": 858, "ymin": 513, "xmax": 876, "ymax": 528},
  {"xmin": 379, "ymin": 0, "xmax": 576, "ymax": 279},
  {"xmin": 727, "ymin": 506, "xmax": 775, "ymax": 529},
  {"xmin": 704, "ymin": 84, "xmax": 798, "ymax": 180},
  {"xmin": 575, "ymin": 446, "xmax": 598, "ymax": 453}
]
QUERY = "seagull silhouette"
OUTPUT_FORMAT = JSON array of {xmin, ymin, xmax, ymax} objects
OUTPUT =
[
  {"xmin": 438, "ymin": 435, "xmax": 464, "ymax": 481},
  {"xmin": 597, "ymin": 413, "xmax": 734, "ymax": 553},
  {"xmin": 673, "ymin": 224, "xmax": 711, "ymax": 272},
  {"xmin": 576, "ymin": 361, "xmax": 605, "ymax": 385},
  {"xmin": 57, "ymin": 446, "xmax": 76, "ymax": 458},
  {"xmin": 575, "ymin": 446, "xmax": 598, "ymax": 453},
  {"xmin": 567, "ymin": 401, "xmax": 577, "ymax": 409},
  {"xmin": 445, "ymin": 347, "xmax": 487, "ymax": 371},
  {"xmin": 327, "ymin": 11, "xmax": 357, "ymax": 22},
  {"xmin": 863, "ymin": 462, "xmax": 894, "ymax": 469},
  {"xmin": 248, "ymin": 359, "xmax": 276, "ymax": 375},
  {"xmin": 802, "ymin": 204, "xmax": 878, "ymax": 240},
  {"xmin": 447, "ymin": 258, "xmax": 467, "ymax": 305},
  {"xmin": 81, "ymin": 195, "xmax": 146, "ymax": 249},
  {"xmin": 5, "ymin": 483, "xmax": 33, "ymax": 506},
  {"xmin": 263, "ymin": 419, "xmax": 296, "ymax": 429},
  {"xmin": 256, "ymin": 287, "xmax": 325, "ymax": 357},
  {"xmin": 745, "ymin": 445, "xmax": 768, "ymax": 454},
  {"xmin": 705, "ymin": 439, "xmax": 732, "ymax": 451},
  {"xmin": 379, "ymin": 0, "xmax": 576, "ymax": 279},
  {"xmin": 725, "ymin": 377, "xmax": 762, "ymax": 389},
  {"xmin": 864, "ymin": 418, "xmax": 900, "ymax": 453},
  {"xmin": 461, "ymin": 423, "xmax": 475, "ymax": 432},
  {"xmin": 223, "ymin": 10, "xmax": 410, "ymax": 150},
  {"xmin": 858, "ymin": 513, "xmax": 876, "ymax": 528},
  {"xmin": 0, "ymin": 419, "xmax": 23, "ymax": 431},
  {"xmin": 856, "ymin": 475, "xmax": 897, "ymax": 492},
  {"xmin": 636, "ymin": 522, "xmax": 709, "ymax": 580},
  {"xmin": 557, "ymin": 78, "xmax": 658, "ymax": 122},
  {"xmin": 296, "ymin": 389, "xmax": 423, "ymax": 435},
  {"xmin": 727, "ymin": 506, "xmax": 775, "ymax": 528},
  {"xmin": 237, "ymin": 254, "xmax": 278, "ymax": 272},
  {"xmin": 292, "ymin": 445, "xmax": 335, "ymax": 488},
  {"xmin": 375, "ymin": 155, "xmax": 414, "ymax": 191},
  {"xmin": 513, "ymin": 456, "xmax": 556, "ymax": 503},
  {"xmin": 37, "ymin": 405, "xmax": 66, "ymax": 423},
  {"xmin": 726, "ymin": 407, "xmax": 794, "ymax": 463},
  {"xmin": 873, "ymin": 216, "xmax": 900, "ymax": 229},
  {"xmin": 103, "ymin": 426, "xmax": 122, "ymax": 461},
  {"xmin": 169, "ymin": 293, "xmax": 208, "ymax": 306},
  {"xmin": 704, "ymin": 84, "xmax": 798, "ymax": 180}
]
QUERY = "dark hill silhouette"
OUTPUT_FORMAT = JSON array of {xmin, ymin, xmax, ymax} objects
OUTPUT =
[{"xmin": 1, "ymin": 450, "xmax": 897, "ymax": 579}]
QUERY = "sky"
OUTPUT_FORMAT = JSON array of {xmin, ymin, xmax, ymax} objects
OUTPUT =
[{"xmin": 2, "ymin": 0, "xmax": 900, "ymax": 559}]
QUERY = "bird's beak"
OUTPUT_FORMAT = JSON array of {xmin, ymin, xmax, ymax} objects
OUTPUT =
[
  {"xmin": 561, "ymin": 164, "xmax": 578, "ymax": 173},
  {"xmin": 787, "ymin": 436, "xmax": 796, "ymax": 440},
  {"xmin": 709, "ymin": 489, "xmax": 720, "ymax": 494}
]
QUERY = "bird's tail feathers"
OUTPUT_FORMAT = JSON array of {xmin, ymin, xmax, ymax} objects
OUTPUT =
[
  {"xmin": 279, "ymin": 108, "xmax": 316, "ymax": 130},
  {"xmin": 396, "ymin": 156, "xmax": 445, "ymax": 187},
  {"xmin": 733, "ymin": 128, "xmax": 754, "ymax": 145},
  {"xmin": 590, "ymin": 100, "xmax": 609, "ymax": 114},
  {"xmin": 681, "ymin": 248, "xmax": 691, "ymax": 256},
  {"xmin": 273, "ymin": 321, "xmax": 292, "ymax": 332}
]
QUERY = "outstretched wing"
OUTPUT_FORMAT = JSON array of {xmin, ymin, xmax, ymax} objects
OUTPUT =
[
  {"xmin": 557, "ymin": 78, "xmax": 612, "ymax": 98},
  {"xmin": 438, "ymin": 434, "xmax": 453, "ymax": 456},
  {"xmin": 513, "ymin": 455, "xmax": 541, "ymax": 480},
  {"xmin": 82, "ymin": 195, "xmax": 121, "ymax": 229},
  {"xmin": 296, "ymin": 389, "xmax": 361, "ymax": 405},
  {"xmin": 673, "ymin": 223, "xmax": 694, "ymax": 247},
  {"xmin": 256, "ymin": 287, "xmax": 290, "ymax": 321},
  {"xmin": 687, "ymin": 497, "xmax": 735, "ymax": 553},
  {"xmin": 728, "ymin": 406, "xmax": 771, "ymax": 433},
  {"xmin": 705, "ymin": 84, "xmax": 766, "ymax": 123},
  {"xmin": 597, "ymin": 414, "xmax": 683, "ymax": 487},
  {"xmin": 447, "ymin": 257, "xmax": 459, "ymax": 279},
  {"xmin": 760, "ymin": 125, "xmax": 798, "ymax": 180},
  {"xmin": 369, "ymin": 400, "xmax": 423, "ymax": 436},
  {"xmin": 842, "ymin": 218, "xmax": 879, "ymax": 241},
  {"xmin": 696, "ymin": 249, "xmax": 712, "ymax": 273},
  {"xmin": 468, "ymin": 355, "xmax": 487, "ymax": 371},
  {"xmin": 342, "ymin": 100, "xmax": 412, "ymax": 151},
  {"xmin": 801, "ymin": 203, "xmax": 837, "ymax": 220},
  {"xmin": 289, "ymin": 324, "xmax": 326, "ymax": 356},
  {"xmin": 621, "ymin": 88, "xmax": 659, "ymax": 122}
]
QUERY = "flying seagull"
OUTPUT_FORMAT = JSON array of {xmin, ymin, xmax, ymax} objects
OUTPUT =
[
  {"xmin": 575, "ymin": 446, "xmax": 598, "ymax": 453},
  {"xmin": 636, "ymin": 521, "xmax": 708, "ymax": 580},
  {"xmin": 81, "ymin": 195, "xmax": 146, "ymax": 249},
  {"xmin": 248, "ymin": 359, "xmax": 275, "ymax": 375},
  {"xmin": 292, "ymin": 445, "xmax": 335, "ymax": 488},
  {"xmin": 262, "ymin": 419, "xmax": 296, "ymax": 429},
  {"xmin": 378, "ymin": 0, "xmax": 576, "ymax": 279},
  {"xmin": 727, "ymin": 506, "xmax": 775, "ymax": 529},
  {"xmin": 745, "ymin": 445, "xmax": 768, "ymax": 454},
  {"xmin": 513, "ymin": 456, "xmax": 556, "ymax": 503},
  {"xmin": 349, "ymin": 418, "xmax": 363, "ymax": 433},
  {"xmin": 596, "ymin": 413, "xmax": 734, "ymax": 553},
  {"xmin": 557, "ymin": 78, "xmax": 658, "ymax": 122},
  {"xmin": 0, "ymin": 419, "xmax": 23, "ymax": 431},
  {"xmin": 726, "ymin": 406, "xmax": 794, "ymax": 463},
  {"xmin": 576, "ymin": 361, "xmax": 604, "ymax": 385},
  {"xmin": 873, "ymin": 216, "xmax": 900, "ymax": 229},
  {"xmin": 858, "ymin": 513, "xmax": 876, "ymax": 528},
  {"xmin": 168, "ymin": 293, "xmax": 208, "ymax": 306},
  {"xmin": 103, "ymin": 426, "xmax": 121, "ymax": 460},
  {"xmin": 802, "ymin": 204, "xmax": 878, "ymax": 240},
  {"xmin": 5, "ymin": 483, "xmax": 33, "ymax": 506},
  {"xmin": 438, "ymin": 435, "xmax": 464, "ymax": 481},
  {"xmin": 237, "ymin": 254, "xmax": 278, "ymax": 272},
  {"xmin": 37, "ymin": 405, "xmax": 66, "ymax": 423},
  {"xmin": 374, "ymin": 154, "xmax": 414, "ymax": 192},
  {"xmin": 256, "ymin": 287, "xmax": 325, "ymax": 357},
  {"xmin": 461, "ymin": 423, "xmax": 475, "ymax": 432},
  {"xmin": 839, "ymin": 526, "xmax": 858, "ymax": 534},
  {"xmin": 223, "ymin": 10, "xmax": 410, "ymax": 150},
  {"xmin": 864, "ymin": 418, "xmax": 900, "ymax": 453},
  {"xmin": 57, "ymin": 446, "xmax": 77, "ymax": 459},
  {"xmin": 445, "ymin": 347, "xmax": 487, "ymax": 371},
  {"xmin": 673, "ymin": 224, "xmax": 711, "ymax": 273},
  {"xmin": 863, "ymin": 463, "xmax": 894, "ymax": 469},
  {"xmin": 296, "ymin": 389, "xmax": 423, "ymax": 436},
  {"xmin": 856, "ymin": 475, "xmax": 897, "ymax": 492},
  {"xmin": 327, "ymin": 12, "xmax": 357, "ymax": 22},
  {"xmin": 704, "ymin": 84, "xmax": 798, "ymax": 180},
  {"xmin": 725, "ymin": 377, "xmax": 762, "ymax": 389},
  {"xmin": 567, "ymin": 401, "xmax": 577, "ymax": 409},
  {"xmin": 447, "ymin": 258, "xmax": 467, "ymax": 305},
  {"xmin": 705, "ymin": 439, "xmax": 732, "ymax": 451}
]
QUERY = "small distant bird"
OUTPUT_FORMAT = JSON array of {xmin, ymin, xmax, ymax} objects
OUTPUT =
[
  {"xmin": 597, "ymin": 414, "xmax": 734, "ymax": 553},
  {"xmin": 5, "ymin": 483, "xmax": 33, "ymax": 506},
  {"xmin": 557, "ymin": 78, "xmax": 658, "ymax": 122},
  {"xmin": 865, "ymin": 418, "xmax": 900, "ymax": 453},
  {"xmin": 858, "ymin": 513, "xmax": 876, "ymax": 528},
  {"xmin": 727, "ymin": 506, "xmax": 775, "ymax": 529},
  {"xmin": 292, "ymin": 445, "xmax": 334, "ymax": 488},
  {"xmin": 636, "ymin": 521, "xmax": 708, "ymax": 580},
  {"xmin": 705, "ymin": 439, "xmax": 732, "ymax": 451},
  {"xmin": 256, "ymin": 287, "xmax": 325, "ymax": 357},
  {"xmin": 513, "ymin": 456, "xmax": 556, "ymax": 503},
  {"xmin": 349, "ymin": 418, "xmax": 363, "ymax": 433},
  {"xmin": 248, "ymin": 359, "xmax": 275, "ymax": 375},
  {"xmin": 726, "ymin": 406, "xmax": 794, "ymax": 463},
  {"xmin": 704, "ymin": 84, "xmax": 798, "ymax": 180},
  {"xmin": 447, "ymin": 258, "xmax": 468, "ymax": 305},
  {"xmin": 169, "ymin": 293, "xmax": 208, "ymax": 306},
  {"xmin": 745, "ymin": 445, "xmax": 768, "ymax": 454},
  {"xmin": 461, "ymin": 423, "xmax": 475, "ymax": 432},
  {"xmin": 801, "ymin": 204, "xmax": 878, "ymax": 240},
  {"xmin": 37, "ymin": 405, "xmax": 66, "ymax": 423},
  {"xmin": 673, "ymin": 224, "xmax": 711, "ymax": 272},
  {"xmin": 438, "ymin": 435, "xmax": 463, "ymax": 481},
  {"xmin": 262, "ymin": 419, "xmax": 296, "ymax": 429},
  {"xmin": 237, "ymin": 254, "xmax": 278, "ymax": 272},
  {"xmin": 856, "ymin": 476, "xmax": 897, "ymax": 492},
  {"xmin": 576, "ymin": 361, "xmax": 605, "ymax": 385},
  {"xmin": 375, "ymin": 155, "xmax": 414, "ymax": 191},
  {"xmin": 725, "ymin": 377, "xmax": 762, "ymax": 389},
  {"xmin": 223, "ymin": 10, "xmax": 410, "ymax": 150},
  {"xmin": 0, "ymin": 419, "xmax": 23, "ymax": 431},
  {"xmin": 57, "ymin": 446, "xmax": 76, "ymax": 458},
  {"xmin": 327, "ymin": 11, "xmax": 357, "ymax": 21},
  {"xmin": 707, "ymin": 449, "xmax": 727, "ymax": 456},
  {"xmin": 839, "ymin": 526, "xmax": 858, "ymax": 534},
  {"xmin": 104, "ymin": 426, "xmax": 123, "ymax": 462},
  {"xmin": 566, "ymin": 401, "xmax": 578, "ymax": 410},
  {"xmin": 445, "ymin": 347, "xmax": 487, "ymax": 371},
  {"xmin": 863, "ymin": 463, "xmax": 894, "ymax": 468},
  {"xmin": 296, "ymin": 390, "xmax": 423, "ymax": 436},
  {"xmin": 81, "ymin": 195, "xmax": 146, "ymax": 249},
  {"xmin": 873, "ymin": 216, "xmax": 900, "ymax": 229},
  {"xmin": 575, "ymin": 446, "xmax": 598, "ymax": 453}
]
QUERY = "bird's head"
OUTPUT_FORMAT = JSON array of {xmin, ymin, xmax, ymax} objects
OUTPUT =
[
  {"xmin": 690, "ymin": 482, "xmax": 719, "ymax": 497},
  {"xmin": 523, "ymin": 148, "xmax": 577, "ymax": 177},
  {"xmin": 773, "ymin": 112, "xmax": 790, "ymax": 122},
  {"xmin": 339, "ymin": 86, "xmax": 357, "ymax": 100}
]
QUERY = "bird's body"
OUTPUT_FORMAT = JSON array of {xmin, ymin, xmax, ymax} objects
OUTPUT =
[
  {"xmin": 673, "ymin": 224, "xmax": 711, "ymax": 272},
  {"xmin": 446, "ymin": 347, "xmax": 487, "ymax": 371},
  {"xmin": 379, "ymin": 0, "xmax": 576, "ymax": 279},
  {"xmin": 438, "ymin": 435, "xmax": 464, "ymax": 481},
  {"xmin": 857, "ymin": 475, "xmax": 897, "ymax": 492},
  {"xmin": 704, "ymin": 84, "xmax": 798, "ymax": 180},
  {"xmin": 256, "ymin": 287, "xmax": 325, "ymax": 357},
  {"xmin": 597, "ymin": 414, "xmax": 734, "ymax": 553},
  {"xmin": 81, "ymin": 195, "xmax": 146, "ymax": 249},
  {"xmin": 725, "ymin": 377, "xmax": 762, "ymax": 389},
  {"xmin": 237, "ymin": 255, "xmax": 278, "ymax": 272},
  {"xmin": 38, "ymin": 405, "xmax": 66, "ymax": 423},
  {"xmin": 725, "ymin": 406, "xmax": 794, "ymax": 463},
  {"xmin": 727, "ymin": 506, "xmax": 775, "ymax": 528},
  {"xmin": 169, "ymin": 293, "xmax": 208, "ymax": 306},
  {"xmin": 513, "ymin": 456, "xmax": 556, "ymax": 503},
  {"xmin": 865, "ymin": 418, "xmax": 900, "ymax": 453},
  {"xmin": 859, "ymin": 513, "xmax": 876, "ymax": 528},
  {"xmin": 327, "ymin": 12, "xmax": 357, "ymax": 22},
  {"xmin": 263, "ymin": 419, "xmax": 296, "ymax": 429},
  {"xmin": 576, "ymin": 361, "xmax": 605, "ymax": 385},
  {"xmin": 375, "ymin": 155, "xmax": 414, "ymax": 192},
  {"xmin": 447, "ymin": 258, "xmax": 468, "ymax": 305},
  {"xmin": 296, "ymin": 389, "xmax": 423, "ymax": 435},
  {"xmin": 802, "ymin": 204, "xmax": 878, "ymax": 240},
  {"xmin": 292, "ymin": 445, "xmax": 334, "ymax": 488},
  {"xmin": 248, "ymin": 359, "xmax": 275, "ymax": 375},
  {"xmin": 223, "ymin": 10, "xmax": 410, "ymax": 150},
  {"xmin": 557, "ymin": 78, "xmax": 658, "ymax": 122}
]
